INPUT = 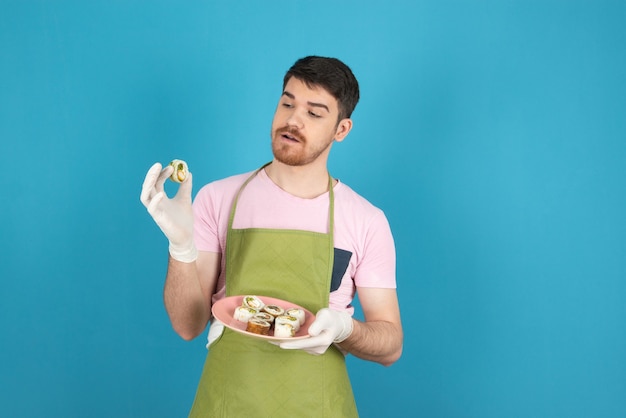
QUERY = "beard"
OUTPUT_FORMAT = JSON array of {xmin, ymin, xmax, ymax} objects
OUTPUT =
[{"xmin": 271, "ymin": 126, "xmax": 334, "ymax": 166}]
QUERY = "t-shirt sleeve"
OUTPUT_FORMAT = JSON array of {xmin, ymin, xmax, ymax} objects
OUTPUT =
[
  {"xmin": 192, "ymin": 185, "xmax": 222, "ymax": 253},
  {"xmin": 353, "ymin": 209, "xmax": 397, "ymax": 289}
]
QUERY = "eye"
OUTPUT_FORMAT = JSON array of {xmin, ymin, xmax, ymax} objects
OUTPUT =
[
  {"xmin": 308, "ymin": 110, "xmax": 321, "ymax": 118},
  {"xmin": 282, "ymin": 102, "xmax": 293, "ymax": 108}
]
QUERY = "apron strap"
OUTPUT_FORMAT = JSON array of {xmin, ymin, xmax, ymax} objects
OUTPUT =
[{"xmin": 225, "ymin": 162, "xmax": 336, "ymax": 305}]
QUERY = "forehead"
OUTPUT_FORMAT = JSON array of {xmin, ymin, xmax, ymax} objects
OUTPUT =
[{"xmin": 283, "ymin": 77, "xmax": 338, "ymax": 113}]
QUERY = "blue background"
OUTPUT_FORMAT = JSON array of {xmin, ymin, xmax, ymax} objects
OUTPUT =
[{"xmin": 1, "ymin": 1, "xmax": 625, "ymax": 417}]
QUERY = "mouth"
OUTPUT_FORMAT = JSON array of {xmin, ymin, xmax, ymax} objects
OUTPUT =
[{"xmin": 278, "ymin": 128, "xmax": 304, "ymax": 143}]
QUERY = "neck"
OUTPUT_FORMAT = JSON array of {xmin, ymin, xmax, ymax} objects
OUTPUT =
[{"xmin": 264, "ymin": 160, "xmax": 335, "ymax": 199}]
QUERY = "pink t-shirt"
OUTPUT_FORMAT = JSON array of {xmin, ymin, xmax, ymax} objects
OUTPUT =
[{"xmin": 193, "ymin": 168, "xmax": 396, "ymax": 314}]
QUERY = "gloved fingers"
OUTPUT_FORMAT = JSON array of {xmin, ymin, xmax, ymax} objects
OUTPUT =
[
  {"xmin": 140, "ymin": 163, "xmax": 163, "ymax": 207},
  {"xmin": 157, "ymin": 164, "xmax": 174, "ymax": 186},
  {"xmin": 173, "ymin": 171, "xmax": 193, "ymax": 204},
  {"xmin": 307, "ymin": 308, "xmax": 333, "ymax": 336},
  {"xmin": 278, "ymin": 330, "xmax": 333, "ymax": 351},
  {"xmin": 307, "ymin": 320, "xmax": 324, "ymax": 337},
  {"xmin": 146, "ymin": 191, "xmax": 165, "ymax": 217}
]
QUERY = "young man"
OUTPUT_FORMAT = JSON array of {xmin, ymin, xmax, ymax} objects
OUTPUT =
[{"xmin": 140, "ymin": 56, "xmax": 403, "ymax": 417}]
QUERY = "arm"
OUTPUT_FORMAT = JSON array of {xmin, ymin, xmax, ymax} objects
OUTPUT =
[
  {"xmin": 278, "ymin": 208, "xmax": 402, "ymax": 364},
  {"xmin": 278, "ymin": 287, "xmax": 403, "ymax": 366},
  {"xmin": 337, "ymin": 287, "xmax": 403, "ymax": 366},
  {"xmin": 163, "ymin": 251, "xmax": 221, "ymax": 340},
  {"xmin": 140, "ymin": 162, "xmax": 221, "ymax": 340}
]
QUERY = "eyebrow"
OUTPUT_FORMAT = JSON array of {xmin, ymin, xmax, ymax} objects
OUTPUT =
[{"xmin": 282, "ymin": 91, "xmax": 330, "ymax": 113}]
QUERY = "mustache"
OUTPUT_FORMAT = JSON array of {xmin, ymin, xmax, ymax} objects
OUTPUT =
[{"xmin": 276, "ymin": 126, "xmax": 306, "ymax": 143}]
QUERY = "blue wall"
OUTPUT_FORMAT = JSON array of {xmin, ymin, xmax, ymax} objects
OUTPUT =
[{"xmin": 1, "ymin": 1, "xmax": 625, "ymax": 417}]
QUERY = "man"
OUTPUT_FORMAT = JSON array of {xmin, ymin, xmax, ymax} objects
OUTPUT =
[{"xmin": 141, "ymin": 56, "xmax": 403, "ymax": 417}]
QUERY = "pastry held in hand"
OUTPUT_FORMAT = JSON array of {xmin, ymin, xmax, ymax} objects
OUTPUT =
[{"xmin": 169, "ymin": 159, "xmax": 189, "ymax": 183}]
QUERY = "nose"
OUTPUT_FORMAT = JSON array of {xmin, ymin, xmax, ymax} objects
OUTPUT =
[{"xmin": 286, "ymin": 110, "xmax": 304, "ymax": 129}]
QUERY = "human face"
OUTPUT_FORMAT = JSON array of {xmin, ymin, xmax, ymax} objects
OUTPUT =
[{"xmin": 270, "ymin": 77, "xmax": 351, "ymax": 167}]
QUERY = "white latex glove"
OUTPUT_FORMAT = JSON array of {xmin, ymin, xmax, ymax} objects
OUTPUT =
[
  {"xmin": 278, "ymin": 308, "xmax": 353, "ymax": 355},
  {"xmin": 206, "ymin": 318, "xmax": 225, "ymax": 349},
  {"xmin": 140, "ymin": 162, "xmax": 197, "ymax": 263}
]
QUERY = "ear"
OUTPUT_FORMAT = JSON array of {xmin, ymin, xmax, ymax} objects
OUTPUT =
[{"xmin": 334, "ymin": 118, "xmax": 353, "ymax": 143}]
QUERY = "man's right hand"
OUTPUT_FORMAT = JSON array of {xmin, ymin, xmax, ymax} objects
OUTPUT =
[{"xmin": 140, "ymin": 162, "xmax": 198, "ymax": 263}]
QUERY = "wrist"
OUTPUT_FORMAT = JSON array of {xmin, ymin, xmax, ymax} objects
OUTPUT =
[{"xmin": 169, "ymin": 241, "xmax": 198, "ymax": 263}]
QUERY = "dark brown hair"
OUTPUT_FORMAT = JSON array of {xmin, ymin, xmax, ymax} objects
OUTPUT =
[{"xmin": 283, "ymin": 56, "xmax": 360, "ymax": 121}]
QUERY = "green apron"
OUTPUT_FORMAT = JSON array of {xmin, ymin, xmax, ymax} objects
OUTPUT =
[{"xmin": 188, "ymin": 165, "xmax": 359, "ymax": 418}]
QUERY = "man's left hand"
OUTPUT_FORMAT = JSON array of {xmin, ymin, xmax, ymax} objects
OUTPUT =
[{"xmin": 277, "ymin": 308, "xmax": 353, "ymax": 355}]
